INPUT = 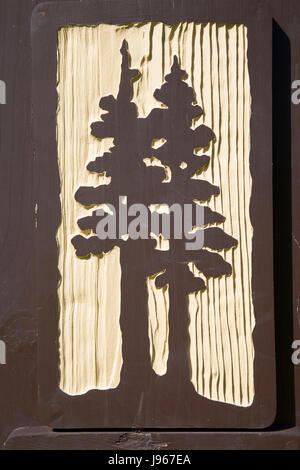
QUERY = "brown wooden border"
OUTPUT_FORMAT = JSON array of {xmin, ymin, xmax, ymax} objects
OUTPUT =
[{"xmin": 32, "ymin": 0, "xmax": 276, "ymax": 429}]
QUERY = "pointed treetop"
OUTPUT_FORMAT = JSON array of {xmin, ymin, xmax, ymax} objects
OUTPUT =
[
  {"xmin": 117, "ymin": 39, "xmax": 139, "ymax": 102},
  {"xmin": 153, "ymin": 55, "xmax": 196, "ymax": 108},
  {"xmin": 120, "ymin": 39, "xmax": 130, "ymax": 73},
  {"xmin": 165, "ymin": 56, "xmax": 187, "ymax": 82},
  {"xmin": 120, "ymin": 39, "xmax": 139, "ymax": 78},
  {"xmin": 120, "ymin": 39, "xmax": 128, "ymax": 57}
]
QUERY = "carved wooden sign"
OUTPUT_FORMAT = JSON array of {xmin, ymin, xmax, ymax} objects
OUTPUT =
[{"xmin": 32, "ymin": 0, "xmax": 275, "ymax": 428}]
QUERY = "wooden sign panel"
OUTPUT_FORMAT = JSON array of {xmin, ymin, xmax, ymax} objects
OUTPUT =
[{"xmin": 32, "ymin": 0, "xmax": 275, "ymax": 428}]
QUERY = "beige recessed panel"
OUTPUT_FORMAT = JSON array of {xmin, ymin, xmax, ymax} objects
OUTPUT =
[{"xmin": 57, "ymin": 22, "xmax": 254, "ymax": 406}]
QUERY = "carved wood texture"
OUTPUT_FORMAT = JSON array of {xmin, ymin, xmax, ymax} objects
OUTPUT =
[{"xmin": 57, "ymin": 22, "xmax": 254, "ymax": 406}]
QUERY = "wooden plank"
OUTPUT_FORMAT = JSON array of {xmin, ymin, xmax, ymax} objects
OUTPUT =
[
  {"xmin": 32, "ymin": 0, "xmax": 275, "ymax": 428},
  {"xmin": 1, "ymin": 0, "xmax": 300, "ymax": 450},
  {"xmin": 1, "ymin": 0, "xmax": 300, "ymax": 451},
  {"xmin": 4, "ymin": 426, "xmax": 300, "ymax": 450}
]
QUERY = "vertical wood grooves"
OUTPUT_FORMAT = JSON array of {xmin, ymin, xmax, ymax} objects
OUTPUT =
[
  {"xmin": 57, "ymin": 28, "xmax": 123, "ymax": 395},
  {"xmin": 147, "ymin": 274, "xmax": 169, "ymax": 376},
  {"xmin": 57, "ymin": 22, "xmax": 254, "ymax": 406}
]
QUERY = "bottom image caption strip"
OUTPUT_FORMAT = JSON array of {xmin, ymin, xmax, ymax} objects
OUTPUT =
[{"xmin": 108, "ymin": 454, "xmax": 192, "ymax": 467}]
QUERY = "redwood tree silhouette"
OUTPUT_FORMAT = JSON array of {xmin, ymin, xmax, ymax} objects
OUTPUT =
[
  {"xmin": 145, "ymin": 57, "xmax": 237, "ymax": 293},
  {"xmin": 142, "ymin": 56, "xmax": 238, "ymax": 385},
  {"xmin": 71, "ymin": 41, "xmax": 237, "ymax": 395},
  {"xmin": 72, "ymin": 40, "xmax": 161, "ymax": 393}
]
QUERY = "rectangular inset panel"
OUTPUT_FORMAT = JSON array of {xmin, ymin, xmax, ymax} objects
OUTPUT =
[{"xmin": 57, "ymin": 23, "xmax": 253, "ymax": 407}]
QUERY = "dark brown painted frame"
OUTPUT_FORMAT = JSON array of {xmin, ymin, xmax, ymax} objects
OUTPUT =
[{"xmin": 32, "ymin": 0, "xmax": 275, "ymax": 429}]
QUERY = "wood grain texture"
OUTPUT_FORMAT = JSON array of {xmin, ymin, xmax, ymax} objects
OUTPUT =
[
  {"xmin": 57, "ymin": 22, "xmax": 254, "ymax": 405},
  {"xmin": 147, "ymin": 272, "xmax": 169, "ymax": 376},
  {"xmin": 57, "ymin": 29, "xmax": 123, "ymax": 395},
  {"xmin": 0, "ymin": 0, "xmax": 297, "ymax": 447},
  {"xmin": 186, "ymin": 24, "xmax": 254, "ymax": 406},
  {"xmin": 5, "ymin": 426, "xmax": 300, "ymax": 450}
]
